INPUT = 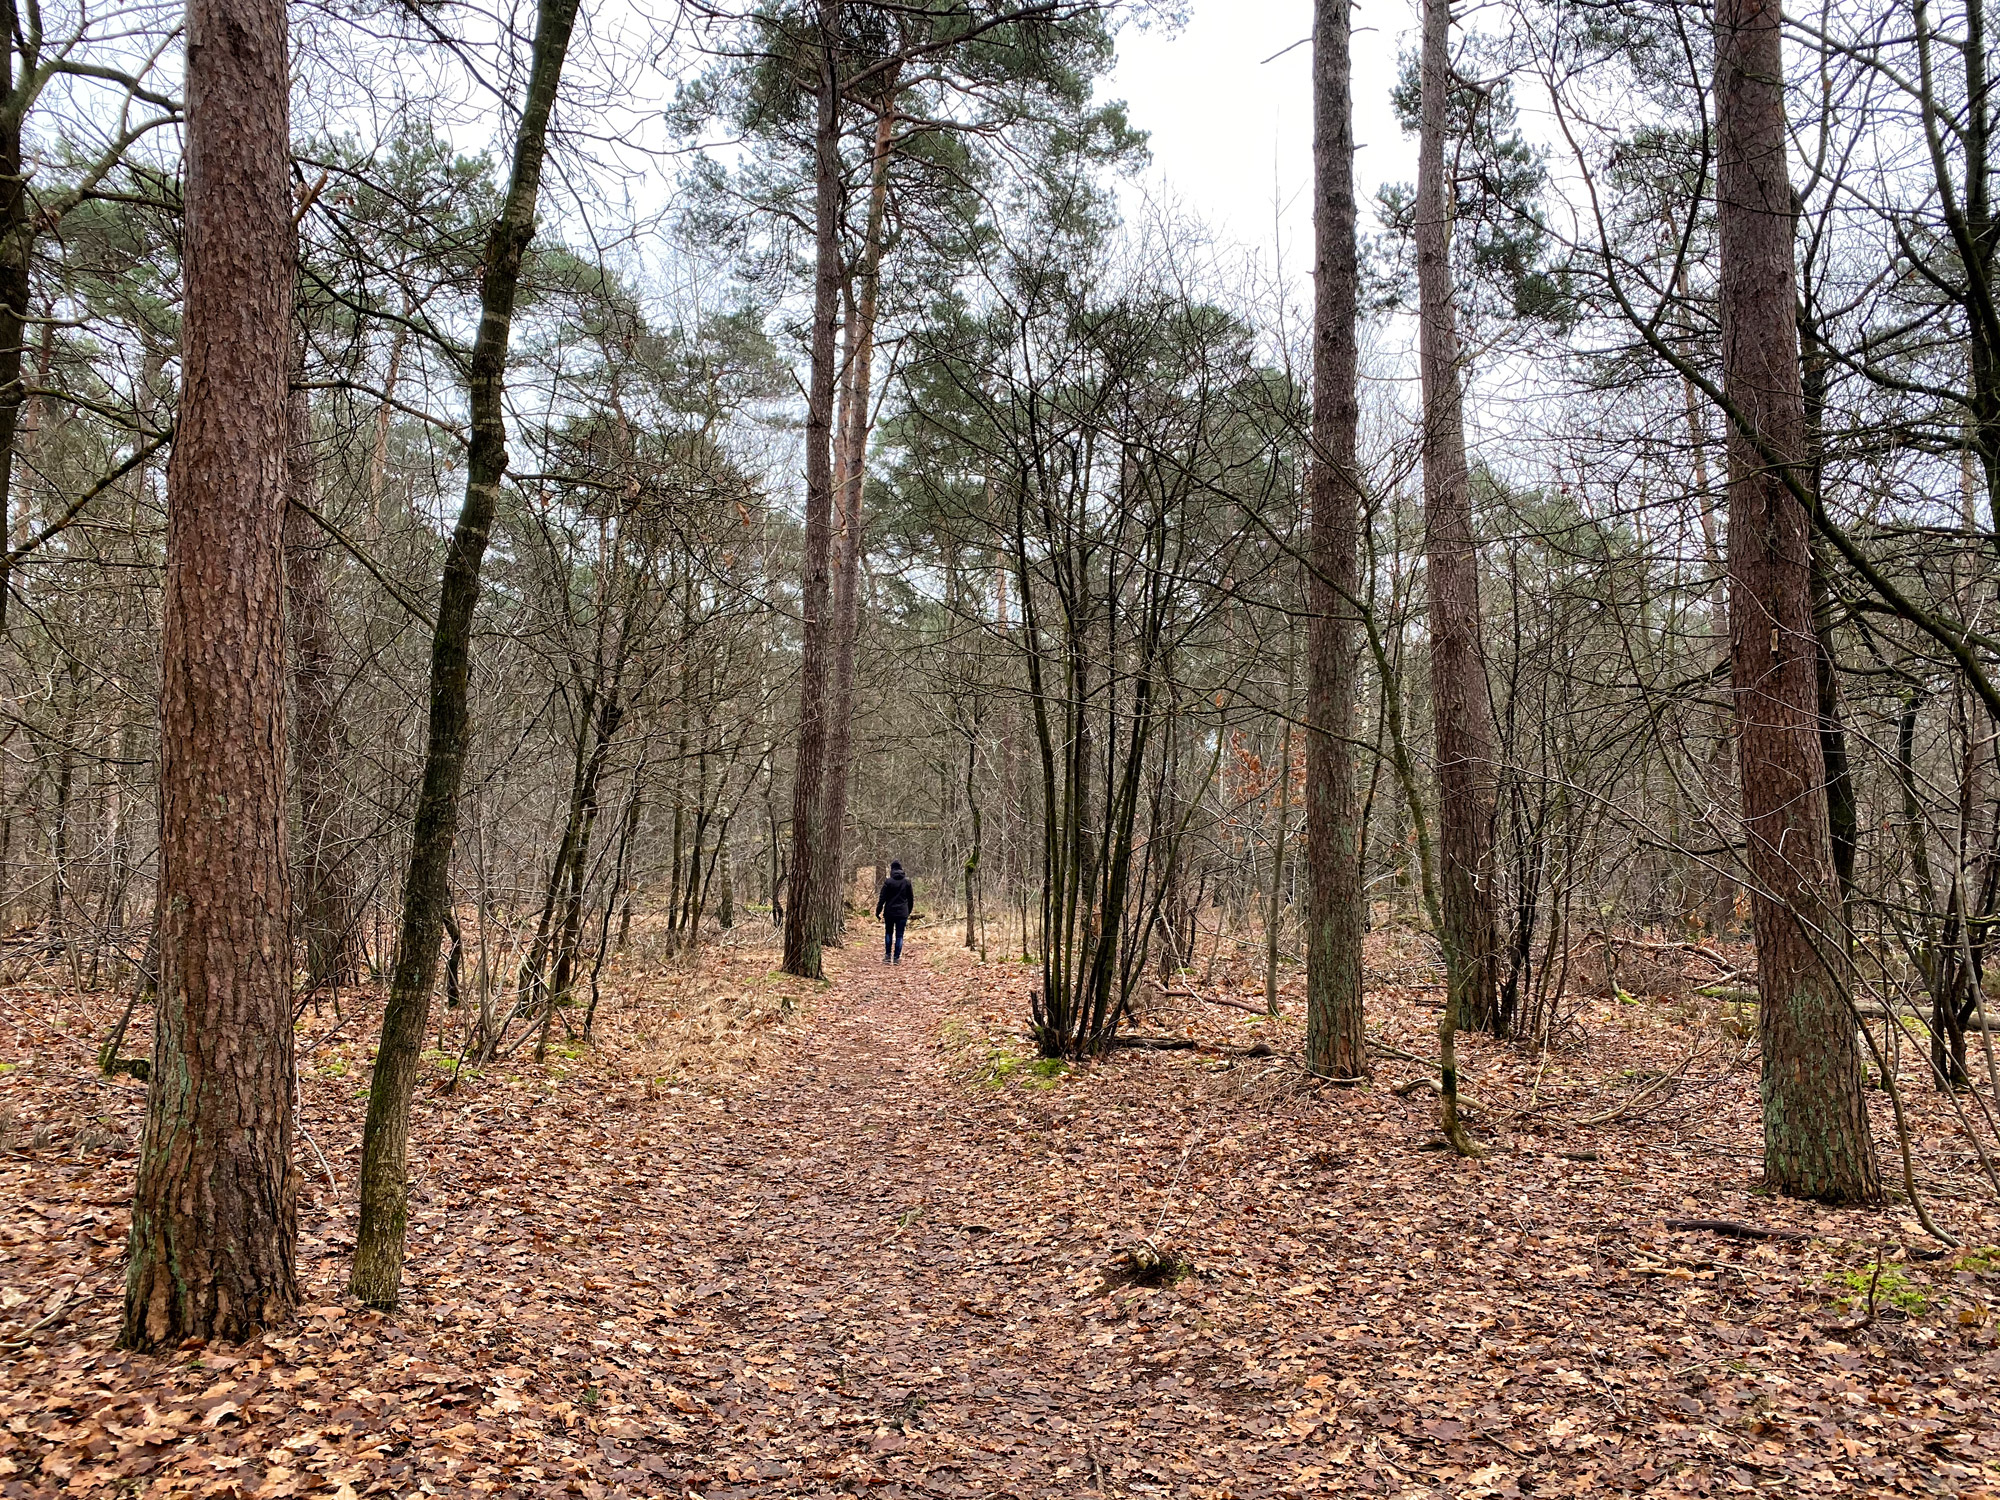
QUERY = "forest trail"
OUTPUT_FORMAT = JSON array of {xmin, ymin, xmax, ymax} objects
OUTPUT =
[{"xmin": 8, "ymin": 933, "xmax": 2000, "ymax": 1497}]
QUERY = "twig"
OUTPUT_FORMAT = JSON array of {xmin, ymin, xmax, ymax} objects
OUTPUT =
[
  {"xmin": 300, "ymin": 1124, "xmax": 338, "ymax": 1195},
  {"xmin": 1831, "ymin": 1246, "xmax": 1884, "ymax": 1334},
  {"xmin": 1574, "ymin": 1035, "xmax": 1706, "ymax": 1127}
]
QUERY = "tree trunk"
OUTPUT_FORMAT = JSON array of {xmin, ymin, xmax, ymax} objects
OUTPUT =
[
  {"xmin": 121, "ymin": 0, "xmax": 298, "ymax": 1350},
  {"xmin": 288, "ymin": 358, "xmax": 361, "ymax": 988},
  {"xmin": 1683, "ymin": 359, "xmax": 1739, "ymax": 935},
  {"xmin": 1713, "ymin": 0, "xmax": 1879, "ymax": 1202},
  {"xmin": 349, "ymin": 0, "xmax": 582, "ymax": 1308},
  {"xmin": 780, "ymin": 4, "xmax": 847, "ymax": 981},
  {"xmin": 367, "ymin": 316, "xmax": 408, "ymax": 531},
  {"xmin": 811, "ymin": 87, "xmax": 897, "ymax": 951},
  {"xmin": 1416, "ymin": 0, "xmax": 1504, "ymax": 1037},
  {"xmin": 1268, "ymin": 634, "xmax": 1296, "ymax": 1017},
  {"xmin": 1304, "ymin": 0, "xmax": 1367, "ymax": 1076},
  {"xmin": 540, "ymin": 694, "xmax": 623, "ymax": 1035},
  {"xmin": 964, "ymin": 716, "xmax": 981, "ymax": 952},
  {"xmin": 0, "ymin": 0, "xmax": 31, "ymax": 643}
]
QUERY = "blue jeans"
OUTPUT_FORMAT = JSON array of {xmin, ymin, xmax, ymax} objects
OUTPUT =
[{"xmin": 883, "ymin": 913, "xmax": 907, "ymax": 961}]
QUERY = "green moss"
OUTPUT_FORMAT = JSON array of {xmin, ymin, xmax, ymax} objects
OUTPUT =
[
  {"xmin": 1827, "ymin": 1264, "xmax": 1934, "ymax": 1317},
  {"xmin": 980, "ymin": 1044, "xmax": 1068, "ymax": 1089}
]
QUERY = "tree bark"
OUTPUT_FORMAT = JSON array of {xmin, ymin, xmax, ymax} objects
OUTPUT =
[
  {"xmin": 780, "ymin": 1, "xmax": 848, "ymax": 980},
  {"xmin": 287, "ymin": 357, "xmax": 361, "ymax": 988},
  {"xmin": 1304, "ymin": 0, "xmax": 1367, "ymax": 1078},
  {"xmin": 1713, "ymin": 0, "xmax": 1880, "ymax": 1202},
  {"xmin": 121, "ymin": 0, "xmax": 298, "ymax": 1350},
  {"xmin": 349, "ymin": 0, "xmax": 583, "ymax": 1307},
  {"xmin": 0, "ymin": 0, "xmax": 32, "ymax": 642},
  {"xmin": 811, "ymin": 92, "xmax": 897, "ymax": 951},
  {"xmin": 1266, "ymin": 646, "xmax": 1293, "ymax": 1018},
  {"xmin": 367, "ymin": 316, "xmax": 409, "ymax": 531},
  {"xmin": 1416, "ymin": 0, "xmax": 1504, "ymax": 1037}
]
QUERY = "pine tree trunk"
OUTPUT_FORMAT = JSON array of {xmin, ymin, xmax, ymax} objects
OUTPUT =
[
  {"xmin": 780, "ymin": 6, "xmax": 847, "ymax": 981},
  {"xmin": 349, "ymin": 0, "xmax": 582, "ymax": 1307},
  {"xmin": 1713, "ymin": 0, "xmax": 1879, "ymax": 1203},
  {"xmin": 0, "ymin": 0, "xmax": 31, "ymax": 643},
  {"xmin": 1304, "ymin": 0, "xmax": 1367, "ymax": 1077},
  {"xmin": 288, "ymin": 362, "xmax": 361, "ymax": 988},
  {"xmin": 811, "ymin": 90, "xmax": 896, "ymax": 951},
  {"xmin": 1416, "ymin": 0, "xmax": 1504, "ymax": 1037},
  {"xmin": 121, "ymin": 0, "xmax": 298, "ymax": 1350},
  {"xmin": 367, "ymin": 316, "xmax": 408, "ymax": 531}
]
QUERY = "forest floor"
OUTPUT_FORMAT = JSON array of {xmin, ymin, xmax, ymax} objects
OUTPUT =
[{"xmin": 4, "ymin": 922, "xmax": 2000, "ymax": 1498}]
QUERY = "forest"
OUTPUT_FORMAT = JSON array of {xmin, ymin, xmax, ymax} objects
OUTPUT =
[{"xmin": 3, "ymin": 0, "xmax": 2000, "ymax": 1493}]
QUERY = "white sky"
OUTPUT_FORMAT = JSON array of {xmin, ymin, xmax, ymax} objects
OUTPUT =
[{"xmin": 1105, "ymin": 1, "xmax": 1419, "ymax": 262}]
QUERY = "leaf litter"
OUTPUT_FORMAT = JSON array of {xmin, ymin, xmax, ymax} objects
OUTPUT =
[{"xmin": 2, "ymin": 928, "xmax": 1999, "ymax": 1497}]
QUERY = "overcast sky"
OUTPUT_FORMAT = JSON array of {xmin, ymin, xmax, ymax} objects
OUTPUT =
[{"xmin": 1104, "ymin": 1, "xmax": 1419, "ymax": 263}]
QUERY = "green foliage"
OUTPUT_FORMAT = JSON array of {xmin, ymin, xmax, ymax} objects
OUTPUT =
[
  {"xmin": 1370, "ymin": 49, "xmax": 1569, "ymax": 331},
  {"xmin": 673, "ymin": 1, "xmax": 1141, "ymax": 312}
]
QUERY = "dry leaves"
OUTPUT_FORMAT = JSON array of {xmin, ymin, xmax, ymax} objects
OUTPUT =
[{"xmin": 1, "ymin": 926, "xmax": 1997, "ymax": 1498}]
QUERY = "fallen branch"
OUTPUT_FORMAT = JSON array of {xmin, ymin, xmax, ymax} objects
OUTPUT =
[
  {"xmin": 1112, "ymin": 1035, "xmax": 1283, "ymax": 1060},
  {"xmin": 1160, "ymin": 988, "xmax": 1265, "ymax": 1015},
  {"xmin": 1661, "ymin": 1218, "xmax": 1808, "ymax": 1242},
  {"xmin": 1389, "ymin": 1073, "xmax": 1494, "ymax": 1116},
  {"xmin": 1696, "ymin": 985, "xmax": 1760, "ymax": 1005},
  {"xmin": 1575, "ymin": 1036, "xmax": 1706, "ymax": 1127},
  {"xmin": 1582, "ymin": 931, "xmax": 1741, "ymax": 978},
  {"xmin": 1367, "ymin": 1037, "xmax": 1439, "ymax": 1069}
]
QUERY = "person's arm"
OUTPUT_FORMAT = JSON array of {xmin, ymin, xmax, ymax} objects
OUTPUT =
[{"xmin": 875, "ymin": 881, "xmax": 886, "ymax": 919}]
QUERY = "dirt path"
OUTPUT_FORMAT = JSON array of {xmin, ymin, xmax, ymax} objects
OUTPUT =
[
  {"xmin": 598, "ymin": 944, "xmax": 1245, "ymax": 1498},
  {"xmin": 7, "ymin": 934, "xmax": 2000, "ymax": 1497}
]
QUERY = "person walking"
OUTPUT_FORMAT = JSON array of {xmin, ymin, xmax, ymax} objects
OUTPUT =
[{"xmin": 876, "ymin": 861, "xmax": 914, "ymax": 964}]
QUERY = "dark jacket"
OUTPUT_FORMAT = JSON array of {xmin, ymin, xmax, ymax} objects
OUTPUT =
[{"xmin": 876, "ymin": 873, "xmax": 914, "ymax": 920}]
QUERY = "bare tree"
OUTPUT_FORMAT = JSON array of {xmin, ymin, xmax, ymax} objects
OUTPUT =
[{"xmin": 350, "ymin": 0, "xmax": 585, "ymax": 1308}]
